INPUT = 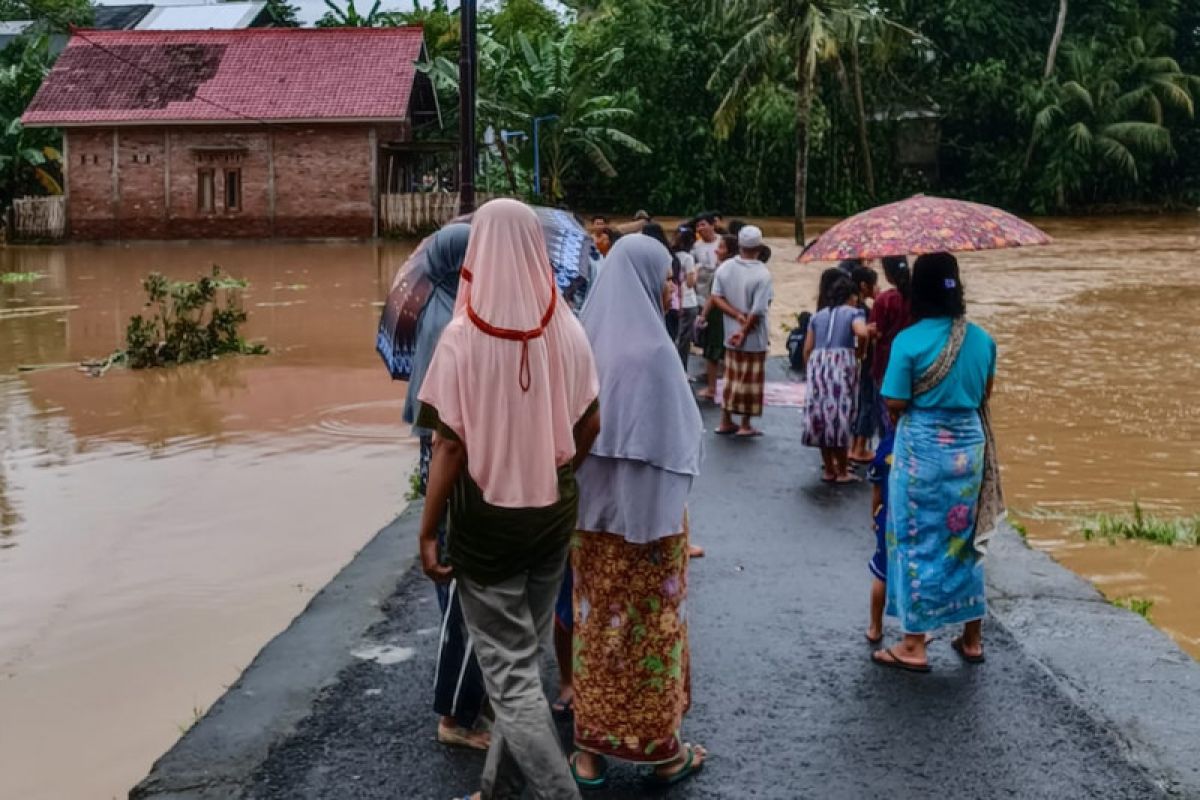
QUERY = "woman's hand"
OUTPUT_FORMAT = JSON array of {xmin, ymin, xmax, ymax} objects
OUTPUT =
[
  {"xmin": 418, "ymin": 431, "xmax": 466, "ymax": 585},
  {"xmin": 420, "ymin": 532, "xmax": 453, "ymax": 584}
]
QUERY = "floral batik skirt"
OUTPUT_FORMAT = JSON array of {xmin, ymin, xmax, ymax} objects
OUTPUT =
[
  {"xmin": 886, "ymin": 408, "xmax": 987, "ymax": 633},
  {"xmin": 802, "ymin": 347, "xmax": 859, "ymax": 448},
  {"xmin": 571, "ymin": 524, "xmax": 690, "ymax": 765}
]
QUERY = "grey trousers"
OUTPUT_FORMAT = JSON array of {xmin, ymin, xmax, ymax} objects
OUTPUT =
[{"xmin": 456, "ymin": 544, "xmax": 581, "ymax": 800}]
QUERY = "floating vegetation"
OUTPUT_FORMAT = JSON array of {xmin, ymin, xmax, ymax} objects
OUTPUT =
[
  {"xmin": 124, "ymin": 266, "xmax": 267, "ymax": 370},
  {"xmin": 0, "ymin": 271, "xmax": 46, "ymax": 284},
  {"xmin": 1078, "ymin": 501, "xmax": 1199, "ymax": 547},
  {"xmin": 1112, "ymin": 596, "xmax": 1155, "ymax": 621}
]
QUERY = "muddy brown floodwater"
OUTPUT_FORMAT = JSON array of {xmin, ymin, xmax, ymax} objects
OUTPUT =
[
  {"xmin": 1, "ymin": 215, "xmax": 1198, "ymax": 799},
  {"xmin": 0, "ymin": 241, "xmax": 418, "ymax": 800}
]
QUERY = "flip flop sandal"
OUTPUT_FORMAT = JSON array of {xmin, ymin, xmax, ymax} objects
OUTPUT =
[
  {"xmin": 865, "ymin": 632, "xmax": 884, "ymax": 646},
  {"xmin": 872, "ymin": 647, "xmax": 931, "ymax": 673},
  {"xmin": 647, "ymin": 744, "xmax": 705, "ymax": 787},
  {"xmin": 570, "ymin": 752, "xmax": 608, "ymax": 791},
  {"xmin": 735, "ymin": 429, "xmax": 764, "ymax": 438},
  {"xmin": 821, "ymin": 473, "xmax": 837, "ymax": 483},
  {"xmin": 713, "ymin": 427, "xmax": 738, "ymax": 436},
  {"xmin": 952, "ymin": 636, "xmax": 986, "ymax": 664}
]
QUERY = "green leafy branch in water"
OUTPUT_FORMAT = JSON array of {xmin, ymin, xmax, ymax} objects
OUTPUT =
[
  {"xmin": 1078, "ymin": 500, "xmax": 1200, "ymax": 547},
  {"xmin": 1112, "ymin": 596, "xmax": 1154, "ymax": 621},
  {"xmin": 124, "ymin": 266, "xmax": 267, "ymax": 369},
  {"xmin": 0, "ymin": 271, "xmax": 45, "ymax": 284}
]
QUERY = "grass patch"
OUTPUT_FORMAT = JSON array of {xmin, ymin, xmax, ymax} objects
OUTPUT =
[
  {"xmin": 0, "ymin": 271, "xmax": 46, "ymax": 284},
  {"xmin": 1010, "ymin": 518, "xmax": 1029, "ymax": 540},
  {"xmin": 1078, "ymin": 500, "xmax": 1200, "ymax": 547},
  {"xmin": 406, "ymin": 464, "xmax": 423, "ymax": 502},
  {"xmin": 1112, "ymin": 596, "xmax": 1154, "ymax": 621}
]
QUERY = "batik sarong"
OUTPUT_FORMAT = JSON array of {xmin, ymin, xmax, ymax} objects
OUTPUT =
[
  {"xmin": 802, "ymin": 347, "xmax": 858, "ymax": 447},
  {"xmin": 572, "ymin": 526, "xmax": 690, "ymax": 764},
  {"xmin": 885, "ymin": 408, "xmax": 987, "ymax": 633}
]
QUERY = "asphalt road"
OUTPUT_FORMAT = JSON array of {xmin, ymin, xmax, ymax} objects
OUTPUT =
[{"xmin": 243, "ymin": 399, "xmax": 1165, "ymax": 800}]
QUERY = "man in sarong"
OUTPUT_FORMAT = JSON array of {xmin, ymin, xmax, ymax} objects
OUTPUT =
[{"xmin": 711, "ymin": 225, "xmax": 774, "ymax": 438}]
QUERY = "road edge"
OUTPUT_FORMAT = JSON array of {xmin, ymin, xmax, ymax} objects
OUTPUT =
[
  {"xmin": 127, "ymin": 510, "xmax": 1200, "ymax": 799},
  {"xmin": 128, "ymin": 505, "xmax": 421, "ymax": 800},
  {"xmin": 985, "ymin": 522, "xmax": 1200, "ymax": 796}
]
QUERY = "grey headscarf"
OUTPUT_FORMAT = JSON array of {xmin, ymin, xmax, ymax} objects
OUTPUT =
[
  {"xmin": 403, "ymin": 223, "xmax": 470, "ymax": 432},
  {"xmin": 580, "ymin": 234, "xmax": 703, "ymax": 476}
]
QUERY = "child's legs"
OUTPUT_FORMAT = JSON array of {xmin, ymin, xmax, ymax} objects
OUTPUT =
[{"xmin": 869, "ymin": 578, "xmax": 886, "ymax": 638}]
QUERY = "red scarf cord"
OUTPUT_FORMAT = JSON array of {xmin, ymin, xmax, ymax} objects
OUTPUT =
[{"xmin": 463, "ymin": 268, "xmax": 558, "ymax": 392}]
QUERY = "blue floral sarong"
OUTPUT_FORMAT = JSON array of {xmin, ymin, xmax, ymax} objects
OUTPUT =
[{"xmin": 885, "ymin": 408, "xmax": 987, "ymax": 633}]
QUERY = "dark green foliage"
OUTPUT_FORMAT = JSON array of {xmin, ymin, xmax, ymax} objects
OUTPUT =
[
  {"xmin": 1, "ymin": 35, "xmax": 62, "ymax": 208},
  {"xmin": 263, "ymin": 0, "xmax": 301, "ymax": 27},
  {"xmin": 125, "ymin": 267, "xmax": 267, "ymax": 369}
]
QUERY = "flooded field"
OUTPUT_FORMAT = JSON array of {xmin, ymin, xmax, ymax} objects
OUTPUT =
[
  {"xmin": 0, "ymin": 215, "xmax": 1197, "ymax": 799},
  {"xmin": 0, "ymin": 241, "xmax": 418, "ymax": 800}
]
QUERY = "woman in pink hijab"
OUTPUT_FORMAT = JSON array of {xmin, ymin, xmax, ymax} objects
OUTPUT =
[{"xmin": 416, "ymin": 198, "xmax": 600, "ymax": 800}]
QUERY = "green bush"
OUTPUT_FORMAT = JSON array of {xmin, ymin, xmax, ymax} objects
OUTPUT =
[{"xmin": 125, "ymin": 266, "xmax": 267, "ymax": 369}]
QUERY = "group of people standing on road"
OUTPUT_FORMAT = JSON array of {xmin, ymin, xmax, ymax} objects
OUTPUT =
[
  {"xmin": 796, "ymin": 253, "xmax": 1001, "ymax": 673},
  {"xmin": 401, "ymin": 198, "xmax": 1002, "ymax": 798}
]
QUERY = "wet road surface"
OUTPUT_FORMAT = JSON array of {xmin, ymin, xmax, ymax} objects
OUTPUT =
[{"xmin": 240, "ymin": 396, "xmax": 1164, "ymax": 800}]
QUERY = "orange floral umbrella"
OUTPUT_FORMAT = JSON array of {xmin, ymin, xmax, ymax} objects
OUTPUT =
[{"xmin": 799, "ymin": 196, "xmax": 1051, "ymax": 262}]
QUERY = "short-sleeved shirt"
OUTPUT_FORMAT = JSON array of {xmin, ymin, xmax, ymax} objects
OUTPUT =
[
  {"xmin": 416, "ymin": 400, "xmax": 598, "ymax": 586},
  {"xmin": 870, "ymin": 289, "xmax": 912, "ymax": 384},
  {"xmin": 692, "ymin": 239, "xmax": 722, "ymax": 299},
  {"xmin": 881, "ymin": 318, "xmax": 996, "ymax": 411},
  {"xmin": 678, "ymin": 251, "xmax": 699, "ymax": 309},
  {"xmin": 809, "ymin": 305, "xmax": 865, "ymax": 351},
  {"xmin": 712, "ymin": 256, "xmax": 773, "ymax": 353}
]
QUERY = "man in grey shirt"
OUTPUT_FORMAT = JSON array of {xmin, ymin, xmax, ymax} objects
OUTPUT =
[{"xmin": 711, "ymin": 225, "xmax": 774, "ymax": 437}]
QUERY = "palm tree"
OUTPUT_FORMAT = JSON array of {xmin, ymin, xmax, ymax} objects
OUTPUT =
[
  {"xmin": 316, "ymin": 0, "xmax": 396, "ymax": 27},
  {"xmin": 1044, "ymin": 0, "xmax": 1069, "ymax": 78},
  {"xmin": 707, "ymin": 1, "xmax": 910, "ymax": 243},
  {"xmin": 1026, "ymin": 33, "xmax": 1199, "ymax": 210},
  {"xmin": 422, "ymin": 28, "xmax": 649, "ymax": 202}
]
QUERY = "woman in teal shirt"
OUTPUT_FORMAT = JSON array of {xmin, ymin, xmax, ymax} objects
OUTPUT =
[{"xmin": 874, "ymin": 252, "xmax": 997, "ymax": 673}]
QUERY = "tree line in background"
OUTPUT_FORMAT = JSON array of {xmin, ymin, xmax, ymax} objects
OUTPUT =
[{"xmin": 1, "ymin": 0, "xmax": 1197, "ymax": 239}]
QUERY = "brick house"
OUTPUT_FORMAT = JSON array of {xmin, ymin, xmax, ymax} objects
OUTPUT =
[{"xmin": 22, "ymin": 27, "xmax": 440, "ymax": 240}]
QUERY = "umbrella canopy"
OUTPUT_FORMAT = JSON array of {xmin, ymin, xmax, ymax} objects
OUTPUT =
[
  {"xmin": 376, "ymin": 205, "xmax": 598, "ymax": 380},
  {"xmin": 799, "ymin": 196, "xmax": 1051, "ymax": 263}
]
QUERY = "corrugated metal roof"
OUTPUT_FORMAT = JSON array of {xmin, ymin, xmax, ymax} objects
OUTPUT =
[{"xmin": 134, "ymin": 2, "xmax": 266, "ymax": 30}]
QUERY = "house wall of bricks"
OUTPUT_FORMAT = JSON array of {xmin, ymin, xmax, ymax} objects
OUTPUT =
[{"xmin": 64, "ymin": 124, "xmax": 394, "ymax": 240}]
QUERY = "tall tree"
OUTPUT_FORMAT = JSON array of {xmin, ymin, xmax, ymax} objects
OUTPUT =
[
  {"xmin": 1044, "ymin": 0, "xmax": 1069, "ymax": 78},
  {"xmin": 709, "ymin": 1, "xmax": 908, "ymax": 242}
]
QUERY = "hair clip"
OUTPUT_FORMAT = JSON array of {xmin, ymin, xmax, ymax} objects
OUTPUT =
[{"xmin": 944, "ymin": 278, "xmax": 957, "ymax": 289}]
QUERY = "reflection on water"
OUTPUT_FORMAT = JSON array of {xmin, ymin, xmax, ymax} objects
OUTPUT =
[
  {"xmin": 2, "ymin": 217, "xmax": 1199, "ymax": 798},
  {"xmin": 0, "ymin": 241, "xmax": 417, "ymax": 800}
]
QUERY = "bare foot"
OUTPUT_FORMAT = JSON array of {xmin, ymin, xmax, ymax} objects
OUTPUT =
[
  {"xmin": 835, "ymin": 472, "xmax": 862, "ymax": 483},
  {"xmin": 866, "ymin": 625, "xmax": 883, "ymax": 644},
  {"xmin": 437, "ymin": 721, "xmax": 491, "ymax": 751},
  {"xmin": 688, "ymin": 544, "xmax": 705, "ymax": 558}
]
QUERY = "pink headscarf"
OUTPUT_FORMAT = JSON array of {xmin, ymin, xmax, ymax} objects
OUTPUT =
[{"xmin": 418, "ymin": 198, "xmax": 599, "ymax": 508}]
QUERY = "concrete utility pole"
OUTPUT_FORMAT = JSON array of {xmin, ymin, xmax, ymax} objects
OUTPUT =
[{"xmin": 458, "ymin": 0, "xmax": 477, "ymax": 214}]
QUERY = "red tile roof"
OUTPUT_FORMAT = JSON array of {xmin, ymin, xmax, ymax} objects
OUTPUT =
[{"xmin": 23, "ymin": 27, "xmax": 425, "ymax": 127}]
